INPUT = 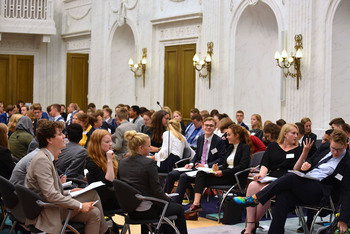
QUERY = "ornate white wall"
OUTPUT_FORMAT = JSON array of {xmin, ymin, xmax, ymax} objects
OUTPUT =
[{"xmin": 1, "ymin": 0, "xmax": 349, "ymax": 135}]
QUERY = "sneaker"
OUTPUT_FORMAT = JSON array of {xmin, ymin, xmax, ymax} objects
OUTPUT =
[
  {"xmin": 233, "ymin": 195, "xmax": 259, "ymax": 207},
  {"xmin": 185, "ymin": 204, "xmax": 203, "ymax": 213}
]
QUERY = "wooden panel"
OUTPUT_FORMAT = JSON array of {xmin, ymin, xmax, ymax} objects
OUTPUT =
[
  {"xmin": 164, "ymin": 44, "xmax": 196, "ymax": 124},
  {"xmin": 66, "ymin": 53, "xmax": 89, "ymax": 111},
  {"xmin": 15, "ymin": 55, "xmax": 34, "ymax": 104},
  {"xmin": 0, "ymin": 55, "xmax": 10, "ymax": 106},
  {"xmin": 0, "ymin": 54, "xmax": 33, "ymax": 106}
]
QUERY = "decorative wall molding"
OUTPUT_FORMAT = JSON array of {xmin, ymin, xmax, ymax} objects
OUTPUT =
[
  {"xmin": 0, "ymin": 34, "xmax": 38, "ymax": 50},
  {"xmin": 159, "ymin": 25, "xmax": 201, "ymax": 40},
  {"xmin": 109, "ymin": 0, "xmax": 138, "ymax": 26},
  {"xmin": 66, "ymin": 37, "xmax": 91, "ymax": 51}
]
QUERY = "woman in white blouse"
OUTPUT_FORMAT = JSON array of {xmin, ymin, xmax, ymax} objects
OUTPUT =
[
  {"xmin": 185, "ymin": 124, "xmax": 252, "ymax": 213},
  {"xmin": 149, "ymin": 119, "xmax": 195, "ymax": 173}
]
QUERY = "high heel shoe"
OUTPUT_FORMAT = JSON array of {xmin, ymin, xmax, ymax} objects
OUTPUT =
[{"xmin": 241, "ymin": 221, "xmax": 259, "ymax": 234}]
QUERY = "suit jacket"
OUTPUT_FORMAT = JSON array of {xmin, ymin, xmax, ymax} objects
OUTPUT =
[
  {"xmin": 0, "ymin": 146, "xmax": 15, "ymax": 179},
  {"xmin": 56, "ymin": 142, "xmax": 87, "ymax": 180},
  {"xmin": 111, "ymin": 121, "xmax": 138, "ymax": 160},
  {"xmin": 25, "ymin": 149, "xmax": 80, "ymax": 233},
  {"xmin": 190, "ymin": 134, "xmax": 227, "ymax": 168},
  {"xmin": 0, "ymin": 112, "xmax": 9, "ymax": 124},
  {"xmin": 117, "ymin": 155, "xmax": 170, "ymax": 203},
  {"xmin": 221, "ymin": 143, "xmax": 251, "ymax": 187}
]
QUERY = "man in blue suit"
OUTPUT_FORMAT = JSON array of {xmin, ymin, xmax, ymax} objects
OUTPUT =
[{"xmin": 0, "ymin": 104, "xmax": 16, "ymax": 125}]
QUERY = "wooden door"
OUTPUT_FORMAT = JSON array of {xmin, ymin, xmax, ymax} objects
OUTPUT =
[
  {"xmin": 0, "ymin": 54, "xmax": 33, "ymax": 106},
  {"xmin": 66, "ymin": 53, "xmax": 89, "ymax": 111},
  {"xmin": 164, "ymin": 44, "xmax": 196, "ymax": 124}
]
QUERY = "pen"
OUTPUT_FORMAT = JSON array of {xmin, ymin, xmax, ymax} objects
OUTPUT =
[
  {"xmin": 251, "ymin": 173, "xmax": 262, "ymax": 179},
  {"xmin": 60, "ymin": 171, "xmax": 70, "ymax": 178},
  {"xmin": 92, "ymin": 200, "xmax": 99, "ymax": 206}
]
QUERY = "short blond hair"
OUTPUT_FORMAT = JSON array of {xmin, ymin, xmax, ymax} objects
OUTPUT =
[{"xmin": 277, "ymin": 123, "xmax": 299, "ymax": 146}]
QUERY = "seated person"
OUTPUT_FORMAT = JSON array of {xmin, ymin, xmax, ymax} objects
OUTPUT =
[
  {"xmin": 184, "ymin": 113, "xmax": 204, "ymax": 150},
  {"xmin": 0, "ymin": 123, "xmax": 15, "ymax": 179},
  {"xmin": 164, "ymin": 117, "xmax": 227, "ymax": 204},
  {"xmin": 186, "ymin": 124, "xmax": 251, "ymax": 213},
  {"xmin": 56, "ymin": 123, "xmax": 87, "ymax": 180},
  {"xmin": 25, "ymin": 121, "xmax": 109, "ymax": 234},
  {"xmin": 118, "ymin": 130, "xmax": 188, "ymax": 234},
  {"xmin": 86, "ymin": 129, "xmax": 120, "ymax": 210},
  {"xmin": 148, "ymin": 120, "xmax": 195, "ymax": 173},
  {"xmin": 9, "ymin": 116, "xmax": 34, "ymax": 159},
  {"xmin": 234, "ymin": 129, "xmax": 349, "ymax": 234}
]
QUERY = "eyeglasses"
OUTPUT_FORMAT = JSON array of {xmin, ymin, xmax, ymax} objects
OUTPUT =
[
  {"xmin": 204, "ymin": 124, "xmax": 215, "ymax": 128},
  {"xmin": 330, "ymin": 147, "xmax": 344, "ymax": 152}
]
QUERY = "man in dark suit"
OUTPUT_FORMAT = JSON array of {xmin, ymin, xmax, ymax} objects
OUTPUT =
[
  {"xmin": 0, "ymin": 104, "xmax": 16, "ymax": 125},
  {"xmin": 234, "ymin": 129, "xmax": 350, "ymax": 234},
  {"xmin": 56, "ymin": 123, "xmax": 87, "ymax": 180},
  {"xmin": 164, "ymin": 117, "xmax": 227, "ymax": 204},
  {"xmin": 236, "ymin": 110, "xmax": 249, "ymax": 130}
]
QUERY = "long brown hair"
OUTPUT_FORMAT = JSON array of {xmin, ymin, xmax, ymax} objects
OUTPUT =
[
  {"xmin": 149, "ymin": 110, "xmax": 168, "ymax": 143},
  {"xmin": 87, "ymin": 129, "xmax": 118, "ymax": 177},
  {"xmin": 228, "ymin": 124, "xmax": 253, "ymax": 155},
  {"xmin": 0, "ymin": 123, "xmax": 9, "ymax": 148}
]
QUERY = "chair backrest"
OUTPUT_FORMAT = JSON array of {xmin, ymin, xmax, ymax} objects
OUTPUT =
[
  {"xmin": 250, "ymin": 151, "xmax": 265, "ymax": 168},
  {"xmin": 113, "ymin": 179, "xmax": 142, "ymax": 213},
  {"xmin": 182, "ymin": 147, "xmax": 191, "ymax": 159},
  {"xmin": 0, "ymin": 176, "xmax": 18, "ymax": 209},
  {"xmin": 15, "ymin": 184, "xmax": 43, "ymax": 220}
]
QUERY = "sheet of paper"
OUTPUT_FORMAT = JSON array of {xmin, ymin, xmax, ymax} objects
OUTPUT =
[{"xmin": 70, "ymin": 181, "xmax": 105, "ymax": 198}]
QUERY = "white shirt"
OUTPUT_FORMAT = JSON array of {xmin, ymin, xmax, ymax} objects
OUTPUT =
[
  {"xmin": 155, "ymin": 131, "xmax": 195, "ymax": 164},
  {"xmin": 226, "ymin": 143, "xmax": 239, "ymax": 168}
]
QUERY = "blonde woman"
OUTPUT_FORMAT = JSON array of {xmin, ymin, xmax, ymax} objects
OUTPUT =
[
  {"xmin": 173, "ymin": 110, "xmax": 186, "ymax": 135},
  {"xmin": 149, "ymin": 119, "xmax": 195, "ymax": 173},
  {"xmin": 250, "ymin": 114, "xmax": 263, "ymax": 140},
  {"xmin": 118, "ymin": 130, "xmax": 188, "ymax": 234},
  {"xmin": 86, "ymin": 129, "xmax": 119, "ymax": 210},
  {"xmin": 235, "ymin": 123, "xmax": 312, "ymax": 234},
  {"xmin": 7, "ymin": 114, "xmax": 23, "ymax": 138}
]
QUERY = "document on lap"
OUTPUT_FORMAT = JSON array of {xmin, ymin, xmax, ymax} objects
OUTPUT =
[
  {"xmin": 62, "ymin": 181, "xmax": 72, "ymax": 189},
  {"xmin": 185, "ymin": 167, "xmax": 215, "ymax": 177},
  {"xmin": 248, "ymin": 175, "xmax": 277, "ymax": 183},
  {"xmin": 288, "ymin": 170, "xmax": 321, "ymax": 181},
  {"xmin": 70, "ymin": 181, "xmax": 105, "ymax": 197},
  {"xmin": 174, "ymin": 167, "xmax": 192, "ymax": 172}
]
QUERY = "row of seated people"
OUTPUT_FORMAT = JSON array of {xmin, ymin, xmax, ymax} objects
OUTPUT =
[{"xmin": 1, "ymin": 103, "xmax": 349, "ymax": 233}]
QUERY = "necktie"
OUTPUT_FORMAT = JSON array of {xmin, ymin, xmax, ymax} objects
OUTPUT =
[
  {"xmin": 314, "ymin": 155, "xmax": 333, "ymax": 169},
  {"xmin": 201, "ymin": 139, "xmax": 208, "ymax": 165}
]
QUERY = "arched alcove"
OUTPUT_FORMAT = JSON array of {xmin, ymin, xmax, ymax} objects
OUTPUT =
[
  {"xmin": 110, "ymin": 24, "xmax": 135, "ymax": 105},
  {"xmin": 331, "ymin": 0, "xmax": 350, "ymax": 121},
  {"xmin": 234, "ymin": 2, "xmax": 279, "ymax": 122}
]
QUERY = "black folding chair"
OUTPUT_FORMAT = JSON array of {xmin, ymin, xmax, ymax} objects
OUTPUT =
[
  {"xmin": 113, "ymin": 179, "xmax": 180, "ymax": 234},
  {"xmin": 15, "ymin": 184, "xmax": 83, "ymax": 234}
]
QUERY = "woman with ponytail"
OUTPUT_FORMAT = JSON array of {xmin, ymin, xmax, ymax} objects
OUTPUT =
[
  {"xmin": 185, "ymin": 124, "xmax": 252, "ymax": 214},
  {"xmin": 118, "ymin": 131, "xmax": 188, "ymax": 234},
  {"xmin": 149, "ymin": 119, "xmax": 195, "ymax": 173}
]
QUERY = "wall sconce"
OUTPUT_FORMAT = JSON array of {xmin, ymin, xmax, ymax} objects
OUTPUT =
[
  {"xmin": 193, "ymin": 41, "xmax": 213, "ymax": 88},
  {"xmin": 274, "ymin": 34, "xmax": 303, "ymax": 89},
  {"xmin": 128, "ymin": 48, "xmax": 147, "ymax": 87}
]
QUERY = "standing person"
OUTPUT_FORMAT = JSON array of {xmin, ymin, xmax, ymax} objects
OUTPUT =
[
  {"xmin": 236, "ymin": 110, "xmax": 249, "ymax": 131},
  {"xmin": 143, "ymin": 110, "xmax": 169, "ymax": 153},
  {"xmin": 149, "ymin": 119, "xmax": 195, "ymax": 173},
  {"xmin": 118, "ymin": 130, "xmax": 188, "ymax": 234},
  {"xmin": 235, "ymin": 123, "xmax": 311, "ymax": 234},
  {"xmin": 185, "ymin": 124, "xmax": 251, "ymax": 213},
  {"xmin": 0, "ymin": 123, "xmax": 15, "ymax": 179},
  {"xmin": 9, "ymin": 116, "xmax": 34, "ymax": 160},
  {"xmin": 129, "ymin": 105, "xmax": 145, "ymax": 132},
  {"xmin": 250, "ymin": 114, "xmax": 263, "ymax": 140},
  {"xmin": 86, "ymin": 129, "xmax": 120, "ymax": 211},
  {"xmin": 25, "ymin": 121, "xmax": 109, "ymax": 234},
  {"xmin": 164, "ymin": 117, "xmax": 227, "ymax": 204},
  {"xmin": 111, "ymin": 108, "xmax": 138, "ymax": 161}
]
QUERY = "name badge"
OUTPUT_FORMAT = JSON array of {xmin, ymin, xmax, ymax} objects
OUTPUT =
[
  {"xmin": 335, "ymin": 173, "xmax": 343, "ymax": 181},
  {"xmin": 286, "ymin": 154, "xmax": 294, "ymax": 159},
  {"xmin": 211, "ymin": 148, "xmax": 218, "ymax": 154}
]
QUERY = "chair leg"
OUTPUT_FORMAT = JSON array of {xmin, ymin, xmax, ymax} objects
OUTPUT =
[
  {"xmin": 9, "ymin": 220, "xmax": 17, "ymax": 234},
  {"xmin": 163, "ymin": 217, "xmax": 180, "ymax": 234},
  {"xmin": 0, "ymin": 213, "xmax": 8, "ymax": 231}
]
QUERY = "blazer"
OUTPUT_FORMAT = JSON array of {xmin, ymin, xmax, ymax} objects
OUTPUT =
[
  {"xmin": 221, "ymin": 143, "xmax": 251, "ymax": 187},
  {"xmin": 190, "ymin": 134, "xmax": 227, "ymax": 168},
  {"xmin": 117, "ymin": 155, "xmax": 170, "ymax": 203},
  {"xmin": 25, "ymin": 149, "xmax": 80, "ymax": 233},
  {"xmin": 56, "ymin": 142, "xmax": 87, "ymax": 180},
  {"xmin": 112, "ymin": 121, "xmax": 138, "ymax": 160},
  {"xmin": 0, "ymin": 112, "xmax": 9, "ymax": 124},
  {"xmin": 0, "ymin": 146, "xmax": 15, "ymax": 179}
]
